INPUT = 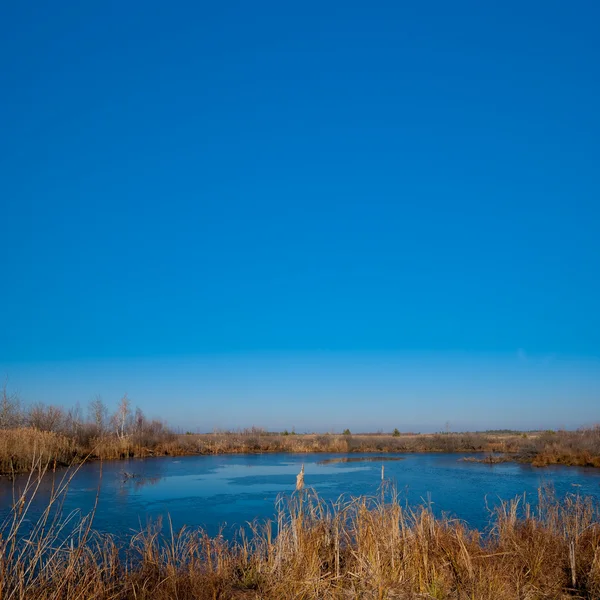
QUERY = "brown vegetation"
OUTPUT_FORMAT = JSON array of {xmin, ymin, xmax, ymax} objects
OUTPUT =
[
  {"xmin": 1, "ymin": 463, "xmax": 600, "ymax": 599},
  {"xmin": 0, "ymin": 385, "xmax": 176, "ymax": 474},
  {"xmin": 0, "ymin": 428, "xmax": 78, "ymax": 474},
  {"xmin": 1, "ymin": 384, "xmax": 600, "ymax": 474},
  {"xmin": 173, "ymin": 427, "xmax": 600, "ymax": 468}
]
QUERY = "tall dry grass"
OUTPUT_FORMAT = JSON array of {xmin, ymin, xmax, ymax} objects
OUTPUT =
[
  {"xmin": 3, "ymin": 383, "xmax": 600, "ymax": 473},
  {"xmin": 0, "ymin": 430, "xmax": 181, "ymax": 475},
  {"xmin": 0, "ymin": 428, "xmax": 78, "ymax": 474},
  {"xmin": 1, "ymin": 463, "xmax": 599, "ymax": 600},
  {"xmin": 2, "ymin": 426, "xmax": 600, "ymax": 475},
  {"xmin": 158, "ymin": 427, "xmax": 600, "ymax": 468}
]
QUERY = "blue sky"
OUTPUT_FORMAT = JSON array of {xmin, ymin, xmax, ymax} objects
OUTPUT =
[{"xmin": 1, "ymin": 1, "xmax": 599, "ymax": 431}]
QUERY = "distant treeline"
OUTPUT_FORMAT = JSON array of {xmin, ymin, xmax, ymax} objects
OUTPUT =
[
  {"xmin": 1, "ymin": 384, "xmax": 600, "ymax": 474},
  {"xmin": 0, "ymin": 384, "xmax": 174, "ymax": 473}
]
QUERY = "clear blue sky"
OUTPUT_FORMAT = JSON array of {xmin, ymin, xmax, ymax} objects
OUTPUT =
[{"xmin": 1, "ymin": 1, "xmax": 599, "ymax": 431}]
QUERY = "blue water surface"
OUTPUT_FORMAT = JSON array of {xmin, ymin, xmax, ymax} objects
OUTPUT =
[{"xmin": 1, "ymin": 453, "xmax": 599, "ymax": 537}]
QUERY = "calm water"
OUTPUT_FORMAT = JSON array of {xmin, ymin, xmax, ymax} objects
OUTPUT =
[{"xmin": 2, "ymin": 453, "xmax": 600, "ymax": 537}]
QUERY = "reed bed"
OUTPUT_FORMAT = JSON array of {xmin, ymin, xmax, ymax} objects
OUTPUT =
[
  {"xmin": 151, "ymin": 427, "xmax": 600, "ymax": 470},
  {"xmin": 1, "ymin": 461, "xmax": 600, "ymax": 599},
  {"xmin": 2, "ymin": 427, "xmax": 600, "ymax": 475},
  {"xmin": 0, "ymin": 428, "xmax": 78, "ymax": 474},
  {"xmin": 2, "ymin": 386, "xmax": 600, "ymax": 473}
]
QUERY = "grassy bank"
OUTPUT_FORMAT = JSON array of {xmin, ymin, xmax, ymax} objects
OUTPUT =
[
  {"xmin": 2, "ymin": 386, "xmax": 599, "ymax": 473},
  {"xmin": 171, "ymin": 427, "xmax": 600, "ymax": 468},
  {"xmin": 2, "ymin": 466, "xmax": 600, "ymax": 599},
  {"xmin": 2, "ymin": 427, "xmax": 600, "ymax": 475}
]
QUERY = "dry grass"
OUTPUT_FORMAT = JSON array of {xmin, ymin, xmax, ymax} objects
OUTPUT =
[
  {"xmin": 160, "ymin": 427, "xmax": 600, "ymax": 469},
  {"xmin": 1, "ymin": 462, "xmax": 599, "ymax": 600},
  {"xmin": 0, "ymin": 428, "xmax": 78, "ymax": 474},
  {"xmin": 2, "ymin": 426, "xmax": 600, "ymax": 475},
  {"xmin": 2, "ymin": 384, "xmax": 599, "ymax": 474}
]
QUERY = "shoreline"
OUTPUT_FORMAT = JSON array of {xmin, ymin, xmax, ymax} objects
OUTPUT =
[
  {"xmin": 2, "ymin": 426, "xmax": 600, "ymax": 475},
  {"xmin": 3, "ymin": 443, "xmax": 600, "ymax": 478}
]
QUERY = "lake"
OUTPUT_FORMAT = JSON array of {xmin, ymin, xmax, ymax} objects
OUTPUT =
[{"xmin": 2, "ymin": 453, "xmax": 600, "ymax": 537}]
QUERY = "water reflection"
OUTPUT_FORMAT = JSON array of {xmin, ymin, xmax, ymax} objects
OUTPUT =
[
  {"xmin": 318, "ymin": 456, "xmax": 405, "ymax": 465},
  {"xmin": 129, "ymin": 475, "xmax": 162, "ymax": 490}
]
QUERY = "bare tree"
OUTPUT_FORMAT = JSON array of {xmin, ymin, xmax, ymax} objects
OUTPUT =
[
  {"xmin": 112, "ymin": 394, "xmax": 131, "ymax": 440},
  {"xmin": 0, "ymin": 381, "xmax": 22, "ymax": 429},
  {"xmin": 88, "ymin": 396, "xmax": 108, "ymax": 435},
  {"xmin": 133, "ymin": 406, "xmax": 146, "ymax": 434},
  {"xmin": 28, "ymin": 403, "xmax": 65, "ymax": 432},
  {"xmin": 64, "ymin": 402, "xmax": 83, "ymax": 438}
]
